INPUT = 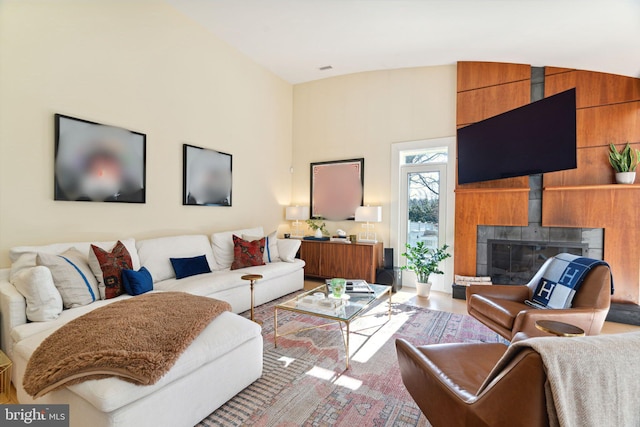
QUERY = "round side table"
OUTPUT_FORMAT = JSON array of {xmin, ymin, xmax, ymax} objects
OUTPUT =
[
  {"xmin": 241, "ymin": 274, "xmax": 263, "ymax": 325},
  {"xmin": 535, "ymin": 320, "xmax": 585, "ymax": 337}
]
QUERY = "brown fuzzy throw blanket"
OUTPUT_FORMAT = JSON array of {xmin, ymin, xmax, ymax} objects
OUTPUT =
[{"xmin": 23, "ymin": 292, "xmax": 231, "ymax": 398}]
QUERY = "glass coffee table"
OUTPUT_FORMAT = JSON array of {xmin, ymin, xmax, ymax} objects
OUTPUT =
[{"xmin": 274, "ymin": 283, "xmax": 392, "ymax": 369}]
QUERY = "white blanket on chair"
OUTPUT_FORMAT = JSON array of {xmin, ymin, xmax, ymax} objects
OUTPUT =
[{"xmin": 480, "ymin": 331, "xmax": 640, "ymax": 427}]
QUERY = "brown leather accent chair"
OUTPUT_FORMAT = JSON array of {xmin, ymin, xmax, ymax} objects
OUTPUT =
[
  {"xmin": 466, "ymin": 258, "xmax": 611, "ymax": 340},
  {"xmin": 396, "ymin": 339, "xmax": 548, "ymax": 427}
]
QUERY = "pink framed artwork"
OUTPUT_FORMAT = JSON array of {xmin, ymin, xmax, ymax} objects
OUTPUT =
[{"xmin": 310, "ymin": 158, "xmax": 364, "ymax": 220}]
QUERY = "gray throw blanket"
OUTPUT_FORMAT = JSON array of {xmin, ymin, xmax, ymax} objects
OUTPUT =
[
  {"xmin": 479, "ymin": 332, "xmax": 640, "ymax": 427},
  {"xmin": 23, "ymin": 292, "xmax": 231, "ymax": 398}
]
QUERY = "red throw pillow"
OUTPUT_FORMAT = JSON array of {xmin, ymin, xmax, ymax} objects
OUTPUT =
[
  {"xmin": 90, "ymin": 241, "xmax": 133, "ymax": 299},
  {"xmin": 231, "ymin": 235, "xmax": 265, "ymax": 270}
]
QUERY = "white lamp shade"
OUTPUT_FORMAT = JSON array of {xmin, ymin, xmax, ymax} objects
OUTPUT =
[
  {"xmin": 286, "ymin": 206, "xmax": 309, "ymax": 221},
  {"xmin": 355, "ymin": 206, "xmax": 382, "ymax": 222}
]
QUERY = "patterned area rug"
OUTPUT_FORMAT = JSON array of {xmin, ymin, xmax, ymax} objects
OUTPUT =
[{"xmin": 197, "ymin": 292, "xmax": 506, "ymax": 426}]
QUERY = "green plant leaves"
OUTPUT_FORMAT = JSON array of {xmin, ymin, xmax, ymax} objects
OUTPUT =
[
  {"xmin": 305, "ymin": 217, "xmax": 327, "ymax": 234},
  {"xmin": 609, "ymin": 143, "xmax": 639, "ymax": 173},
  {"xmin": 400, "ymin": 242, "xmax": 451, "ymax": 283}
]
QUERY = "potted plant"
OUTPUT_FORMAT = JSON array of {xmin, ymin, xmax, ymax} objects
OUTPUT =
[
  {"xmin": 609, "ymin": 142, "xmax": 639, "ymax": 184},
  {"xmin": 401, "ymin": 242, "xmax": 451, "ymax": 298},
  {"xmin": 306, "ymin": 217, "xmax": 328, "ymax": 238}
]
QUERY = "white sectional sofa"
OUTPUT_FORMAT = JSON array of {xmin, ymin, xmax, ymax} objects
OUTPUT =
[{"xmin": 0, "ymin": 226, "xmax": 304, "ymax": 427}]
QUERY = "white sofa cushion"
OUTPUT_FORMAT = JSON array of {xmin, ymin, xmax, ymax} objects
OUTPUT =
[
  {"xmin": 12, "ymin": 266, "xmax": 63, "ymax": 322},
  {"xmin": 231, "ymin": 258, "xmax": 305, "ymax": 280},
  {"xmin": 154, "ymin": 271, "xmax": 246, "ymax": 296},
  {"xmin": 211, "ymin": 227, "xmax": 263, "ymax": 270},
  {"xmin": 153, "ymin": 260, "xmax": 304, "ymax": 297},
  {"xmin": 277, "ymin": 239, "xmax": 302, "ymax": 262},
  {"xmin": 136, "ymin": 235, "xmax": 215, "ymax": 283},
  {"xmin": 10, "ymin": 238, "xmax": 140, "ymax": 281}
]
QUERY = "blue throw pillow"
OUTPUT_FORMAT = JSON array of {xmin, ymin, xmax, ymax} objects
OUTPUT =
[
  {"xmin": 121, "ymin": 267, "xmax": 153, "ymax": 296},
  {"xmin": 170, "ymin": 255, "xmax": 212, "ymax": 279}
]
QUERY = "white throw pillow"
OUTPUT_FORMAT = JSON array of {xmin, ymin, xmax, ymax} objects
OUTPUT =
[
  {"xmin": 277, "ymin": 239, "xmax": 301, "ymax": 262},
  {"xmin": 36, "ymin": 248, "xmax": 100, "ymax": 309},
  {"xmin": 211, "ymin": 227, "xmax": 263, "ymax": 270},
  {"xmin": 243, "ymin": 231, "xmax": 280, "ymax": 263},
  {"xmin": 12, "ymin": 266, "xmax": 63, "ymax": 322}
]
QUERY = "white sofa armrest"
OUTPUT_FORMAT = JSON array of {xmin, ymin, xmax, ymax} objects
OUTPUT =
[
  {"xmin": 277, "ymin": 239, "xmax": 301, "ymax": 262},
  {"xmin": 0, "ymin": 273, "xmax": 27, "ymax": 357}
]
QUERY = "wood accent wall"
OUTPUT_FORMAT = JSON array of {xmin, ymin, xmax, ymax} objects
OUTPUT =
[
  {"xmin": 455, "ymin": 61, "xmax": 640, "ymax": 304},
  {"xmin": 454, "ymin": 62, "xmax": 531, "ymax": 277},
  {"xmin": 542, "ymin": 68, "xmax": 640, "ymax": 304}
]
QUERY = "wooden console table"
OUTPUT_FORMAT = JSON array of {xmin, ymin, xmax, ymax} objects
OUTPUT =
[{"xmin": 299, "ymin": 240, "xmax": 383, "ymax": 283}]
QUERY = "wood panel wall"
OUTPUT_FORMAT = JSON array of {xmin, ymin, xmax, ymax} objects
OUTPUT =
[
  {"xmin": 542, "ymin": 68, "xmax": 640, "ymax": 304},
  {"xmin": 454, "ymin": 62, "xmax": 531, "ymax": 277},
  {"xmin": 455, "ymin": 62, "xmax": 640, "ymax": 304}
]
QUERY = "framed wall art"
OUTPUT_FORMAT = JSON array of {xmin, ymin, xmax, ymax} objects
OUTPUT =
[
  {"xmin": 310, "ymin": 158, "xmax": 364, "ymax": 220},
  {"xmin": 54, "ymin": 114, "xmax": 146, "ymax": 203},
  {"xmin": 183, "ymin": 144, "xmax": 232, "ymax": 206}
]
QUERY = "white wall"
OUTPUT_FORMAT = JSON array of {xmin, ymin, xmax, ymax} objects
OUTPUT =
[
  {"xmin": 0, "ymin": 1, "xmax": 293, "ymax": 267},
  {"xmin": 291, "ymin": 66, "xmax": 457, "ymax": 246}
]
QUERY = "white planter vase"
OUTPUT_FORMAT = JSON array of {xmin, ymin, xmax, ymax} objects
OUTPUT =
[
  {"xmin": 314, "ymin": 228, "xmax": 323, "ymax": 238},
  {"xmin": 615, "ymin": 172, "xmax": 636, "ymax": 184},
  {"xmin": 416, "ymin": 282, "xmax": 432, "ymax": 298}
]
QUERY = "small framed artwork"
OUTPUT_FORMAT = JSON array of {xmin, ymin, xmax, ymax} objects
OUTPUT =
[
  {"xmin": 183, "ymin": 144, "xmax": 232, "ymax": 206},
  {"xmin": 54, "ymin": 114, "xmax": 146, "ymax": 203},
  {"xmin": 310, "ymin": 158, "xmax": 364, "ymax": 220}
]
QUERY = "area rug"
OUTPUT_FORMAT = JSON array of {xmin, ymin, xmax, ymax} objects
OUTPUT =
[{"xmin": 197, "ymin": 292, "xmax": 506, "ymax": 426}]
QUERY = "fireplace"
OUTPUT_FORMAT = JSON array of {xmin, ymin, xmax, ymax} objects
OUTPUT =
[
  {"xmin": 476, "ymin": 175, "xmax": 604, "ymax": 285},
  {"xmin": 472, "ymin": 177, "xmax": 640, "ymax": 324},
  {"xmin": 488, "ymin": 240, "xmax": 587, "ymax": 285}
]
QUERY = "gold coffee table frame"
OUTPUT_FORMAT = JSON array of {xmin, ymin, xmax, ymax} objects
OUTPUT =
[{"xmin": 274, "ymin": 284, "xmax": 392, "ymax": 369}]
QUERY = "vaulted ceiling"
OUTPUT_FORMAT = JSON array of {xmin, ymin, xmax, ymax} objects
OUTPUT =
[{"xmin": 167, "ymin": 0, "xmax": 640, "ymax": 84}]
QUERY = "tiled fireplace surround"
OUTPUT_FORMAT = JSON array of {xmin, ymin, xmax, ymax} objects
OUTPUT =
[
  {"xmin": 474, "ymin": 177, "xmax": 640, "ymax": 326},
  {"xmin": 475, "ymin": 174, "xmax": 604, "ymax": 284}
]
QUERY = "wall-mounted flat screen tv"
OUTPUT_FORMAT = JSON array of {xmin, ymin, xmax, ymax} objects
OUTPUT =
[{"xmin": 457, "ymin": 88, "xmax": 577, "ymax": 185}]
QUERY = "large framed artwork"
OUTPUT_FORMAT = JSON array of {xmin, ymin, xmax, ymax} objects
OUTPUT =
[
  {"xmin": 183, "ymin": 144, "xmax": 232, "ymax": 206},
  {"xmin": 54, "ymin": 114, "xmax": 146, "ymax": 203},
  {"xmin": 310, "ymin": 158, "xmax": 364, "ymax": 220}
]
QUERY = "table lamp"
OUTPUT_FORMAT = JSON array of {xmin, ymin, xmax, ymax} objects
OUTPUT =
[
  {"xmin": 286, "ymin": 206, "xmax": 309, "ymax": 238},
  {"xmin": 355, "ymin": 206, "xmax": 382, "ymax": 243}
]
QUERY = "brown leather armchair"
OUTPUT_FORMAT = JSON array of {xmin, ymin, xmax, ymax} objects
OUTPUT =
[
  {"xmin": 466, "ymin": 258, "xmax": 611, "ymax": 340},
  {"xmin": 396, "ymin": 339, "xmax": 548, "ymax": 427}
]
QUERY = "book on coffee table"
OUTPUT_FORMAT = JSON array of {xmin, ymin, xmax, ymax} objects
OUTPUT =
[{"xmin": 325, "ymin": 279, "xmax": 374, "ymax": 294}]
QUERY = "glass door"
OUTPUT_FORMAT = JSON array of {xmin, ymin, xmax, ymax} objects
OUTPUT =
[
  {"xmin": 399, "ymin": 163, "xmax": 447, "ymax": 285},
  {"xmin": 391, "ymin": 140, "xmax": 453, "ymax": 292}
]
